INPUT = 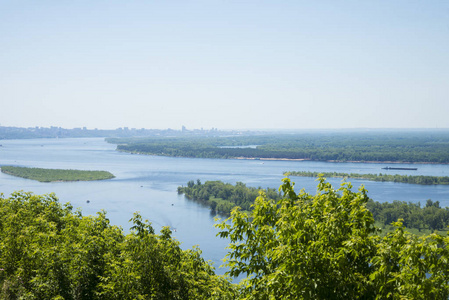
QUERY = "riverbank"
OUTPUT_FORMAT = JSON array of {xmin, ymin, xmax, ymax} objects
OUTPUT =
[
  {"xmin": 115, "ymin": 147, "xmax": 449, "ymax": 165},
  {"xmin": 206, "ymin": 155, "xmax": 448, "ymax": 165}
]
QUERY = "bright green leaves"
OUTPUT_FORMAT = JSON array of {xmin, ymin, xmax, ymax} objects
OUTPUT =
[
  {"xmin": 217, "ymin": 176, "xmax": 449, "ymax": 299},
  {"xmin": 370, "ymin": 226, "xmax": 449, "ymax": 299},
  {"xmin": 3, "ymin": 178, "xmax": 449, "ymax": 299},
  {"xmin": 0, "ymin": 192, "xmax": 234, "ymax": 299}
]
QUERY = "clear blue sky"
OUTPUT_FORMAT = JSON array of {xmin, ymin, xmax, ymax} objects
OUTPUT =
[{"xmin": 1, "ymin": 1, "xmax": 448, "ymax": 130}]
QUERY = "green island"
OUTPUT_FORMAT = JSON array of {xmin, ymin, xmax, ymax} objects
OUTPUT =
[
  {"xmin": 107, "ymin": 130, "xmax": 449, "ymax": 163},
  {"xmin": 1, "ymin": 166, "xmax": 115, "ymax": 182},
  {"xmin": 3, "ymin": 178, "xmax": 449, "ymax": 299},
  {"xmin": 177, "ymin": 180, "xmax": 282, "ymax": 214},
  {"xmin": 178, "ymin": 179, "xmax": 449, "ymax": 234},
  {"xmin": 284, "ymin": 170, "xmax": 449, "ymax": 185}
]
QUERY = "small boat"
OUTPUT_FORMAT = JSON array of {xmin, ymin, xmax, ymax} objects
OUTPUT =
[{"xmin": 382, "ymin": 167, "xmax": 418, "ymax": 171}]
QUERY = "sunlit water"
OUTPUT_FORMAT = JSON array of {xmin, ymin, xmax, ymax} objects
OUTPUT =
[{"xmin": 1, "ymin": 138, "xmax": 449, "ymax": 275}]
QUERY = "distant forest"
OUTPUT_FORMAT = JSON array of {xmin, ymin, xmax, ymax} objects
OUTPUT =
[{"xmin": 108, "ymin": 130, "xmax": 449, "ymax": 163}]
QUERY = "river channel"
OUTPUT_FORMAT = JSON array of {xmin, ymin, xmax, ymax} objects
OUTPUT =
[{"xmin": 1, "ymin": 137, "xmax": 449, "ymax": 275}]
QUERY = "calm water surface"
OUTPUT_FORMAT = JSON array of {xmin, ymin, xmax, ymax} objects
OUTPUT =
[{"xmin": 1, "ymin": 138, "xmax": 449, "ymax": 275}]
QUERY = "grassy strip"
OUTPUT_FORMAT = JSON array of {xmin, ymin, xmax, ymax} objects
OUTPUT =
[
  {"xmin": 1, "ymin": 166, "xmax": 115, "ymax": 182},
  {"xmin": 284, "ymin": 171, "xmax": 449, "ymax": 185}
]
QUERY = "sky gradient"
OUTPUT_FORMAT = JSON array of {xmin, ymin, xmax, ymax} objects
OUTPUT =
[{"xmin": 1, "ymin": 1, "xmax": 448, "ymax": 130}]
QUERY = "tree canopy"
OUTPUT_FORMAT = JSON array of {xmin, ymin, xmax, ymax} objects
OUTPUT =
[
  {"xmin": 217, "ymin": 177, "xmax": 449, "ymax": 299},
  {"xmin": 0, "ymin": 192, "xmax": 234, "ymax": 299},
  {"xmin": 178, "ymin": 180, "xmax": 281, "ymax": 214},
  {"xmin": 2, "ymin": 177, "xmax": 449, "ymax": 299}
]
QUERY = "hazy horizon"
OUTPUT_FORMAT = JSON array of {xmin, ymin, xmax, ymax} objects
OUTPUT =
[
  {"xmin": 2, "ymin": 125, "xmax": 449, "ymax": 133},
  {"xmin": 1, "ymin": 1, "xmax": 448, "ymax": 130}
]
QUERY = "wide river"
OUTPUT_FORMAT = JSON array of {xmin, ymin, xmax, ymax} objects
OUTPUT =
[{"xmin": 1, "ymin": 138, "xmax": 449, "ymax": 275}]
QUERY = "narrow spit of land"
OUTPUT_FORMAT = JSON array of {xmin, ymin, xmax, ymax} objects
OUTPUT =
[
  {"xmin": 1, "ymin": 166, "xmax": 115, "ymax": 182},
  {"xmin": 284, "ymin": 171, "xmax": 449, "ymax": 185}
]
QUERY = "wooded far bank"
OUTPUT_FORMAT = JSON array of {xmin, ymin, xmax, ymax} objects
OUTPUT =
[{"xmin": 107, "ymin": 130, "xmax": 449, "ymax": 163}]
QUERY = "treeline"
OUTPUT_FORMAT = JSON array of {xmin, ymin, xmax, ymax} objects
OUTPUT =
[
  {"xmin": 179, "ymin": 179, "xmax": 449, "ymax": 232},
  {"xmin": 0, "ymin": 192, "xmax": 234, "ymax": 299},
  {"xmin": 177, "ymin": 180, "xmax": 282, "ymax": 214},
  {"xmin": 1, "ymin": 166, "xmax": 115, "ymax": 182},
  {"xmin": 115, "ymin": 141, "xmax": 263, "ymax": 159},
  {"xmin": 367, "ymin": 199, "xmax": 449, "ymax": 231},
  {"xmin": 285, "ymin": 171, "xmax": 449, "ymax": 185},
  {"xmin": 108, "ymin": 130, "xmax": 449, "ymax": 163}
]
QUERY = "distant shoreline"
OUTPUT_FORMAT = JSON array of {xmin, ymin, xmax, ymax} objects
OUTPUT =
[
  {"xmin": 284, "ymin": 171, "xmax": 449, "ymax": 185},
  {"xmin": 234, "ymin": 157, "xmax": 309, "ymax": 162},
  {"xmin": 233, "ymin": 157, "xmax": 448, "ymax": 165},
  {"xmin": 121, "ymin": 151, "xmax": 448, "ymax": 165}
]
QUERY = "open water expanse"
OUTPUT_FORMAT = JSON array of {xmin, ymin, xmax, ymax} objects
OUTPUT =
[{"xmin": 1, "ymin": 137, "xmax": 449, "ymax": 275}]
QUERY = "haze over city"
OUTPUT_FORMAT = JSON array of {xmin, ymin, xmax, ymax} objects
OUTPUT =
[{"xmin": 1, "ymin": 1, "xmax": 448, "ymax": 130}]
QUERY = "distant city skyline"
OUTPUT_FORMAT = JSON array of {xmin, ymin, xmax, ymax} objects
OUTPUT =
[{"xmin": 1, "ymin": 1, "xmax": 448, "ymax": 130}]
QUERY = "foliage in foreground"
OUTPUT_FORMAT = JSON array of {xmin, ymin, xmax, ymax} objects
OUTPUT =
[
  {"xmin": 1, "ymin": 166, "xmax": 115, "ymax": 182},
  {"xmin": 0, "ymin": 192, "xmax": 234, "ymax": 299},
  {"xmin": 2, "ymin": 177, "xmax": 449, "ymax": 299},
  {"xmin": 217, "ymin": 177, "xmax": 449, "ymax": 299}
]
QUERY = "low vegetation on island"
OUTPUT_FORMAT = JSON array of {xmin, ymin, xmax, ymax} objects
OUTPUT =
[
  {"xmin": 1, "ymin": 166, "xmax": 115, "ymax": 182},
  {"xmin": 107, "ymin": 130, "xmax": 449, "ymax": 163},
  {"xmin": 2, "ymin": 178, "xmax": 449, "ymax": 299},
  {"xmin": 285, "ymin": 170, "xmax": 449, "ymax": 185}
]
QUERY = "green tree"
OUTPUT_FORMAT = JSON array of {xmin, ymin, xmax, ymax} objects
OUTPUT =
[
  {"xmin": 0, "ymin": 191, "xmax": 235, "ymax": 299},
  {"xmin": 217, "ymin": 177, "xmax": 449, "ymax": 299}
]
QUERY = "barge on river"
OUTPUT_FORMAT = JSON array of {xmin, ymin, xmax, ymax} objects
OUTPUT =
[{"xmin": 382, "ymin": 167, "xmax": 418, "ymax": 171}]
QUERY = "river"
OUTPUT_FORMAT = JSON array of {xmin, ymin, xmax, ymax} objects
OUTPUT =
[{"xmin": 1, "ymin": 137, "xmax": 449, "ymax": 275}]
